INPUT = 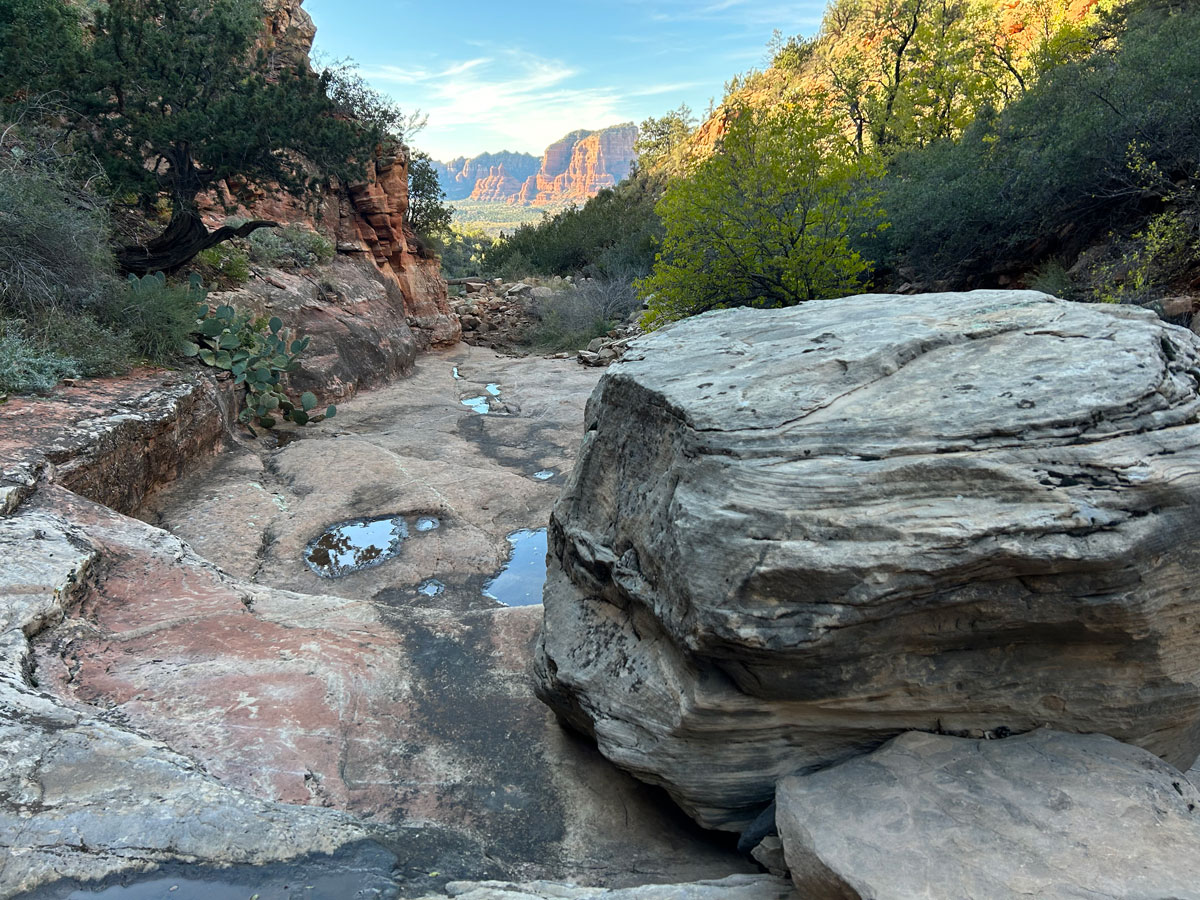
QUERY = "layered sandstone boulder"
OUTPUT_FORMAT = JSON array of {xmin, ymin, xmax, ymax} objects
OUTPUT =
[
  {"xmin": 534, "ymin": 290, "xmax": 1200, "ymax": 831},
  {"xmin": 776, "ymin": 729, "xmax": 1200, "ymax": 899}
]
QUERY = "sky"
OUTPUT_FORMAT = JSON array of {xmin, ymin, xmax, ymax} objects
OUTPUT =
[{"xmin": 304, "ymin": 0, "xmax": 827, "ymax": 163}]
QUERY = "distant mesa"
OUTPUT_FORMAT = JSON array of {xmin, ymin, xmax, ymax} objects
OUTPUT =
[{"xmin": 435, "ymin": 123, "xmax": 638, "ymax": 207}]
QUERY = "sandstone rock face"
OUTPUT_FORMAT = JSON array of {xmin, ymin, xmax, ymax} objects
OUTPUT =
[
  {"xmin": 776, "ymin": 729, "xmax": 1200, "ymax": 900},
  {"xmin": 210, "ymin": 256, "xmax": 419, "ymax": 400},
  {"xmin": 470, "ymin": 163, "xmax": 529, "ymax": 201},
  {"xmin": 0, "ymin": 371, "xmax": 225, "ymax": 515},
  {"xmin": 205, "ymin": 1, "xmax": 459, "ymax": 352},
  {"xmin": 436, "ymin": 152, "xmax": 541, "ymax": 201},
  {"xmin": 534, "ymin": 290, "xmax": 1200, "ymax": 831},
  {"xmin": 435, "ymin": 126, "xmax": 637, "ymax": 207},
  {"xmin": 517, "ymin": 125, "xmax": 637, "ymax": 206}
]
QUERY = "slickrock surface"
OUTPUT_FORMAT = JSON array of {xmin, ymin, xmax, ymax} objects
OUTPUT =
[
  {"xmin": 3, "ymin": 346, "xmax": 753, "ymax": 897},
  {"xmin": 776, "ymin": 729, "xmax": 1200, "ymax": 900},
  {"xmin": 0, "ymin": 371, "xmax": 225, "ymax": 515},
  {"xmin": 535, "ymin": 290, "xmax": 1200, "ymax": 830}
]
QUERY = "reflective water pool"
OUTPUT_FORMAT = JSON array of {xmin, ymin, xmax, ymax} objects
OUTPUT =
[
  {"xmin": 483, "ymin": 529, "xmax": 548, "ymax": 607},
  {"xmin": 304, "ymin": 516, "xmax": 408, "ymax": 578}
]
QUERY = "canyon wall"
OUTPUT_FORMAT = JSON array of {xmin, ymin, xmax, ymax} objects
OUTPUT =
[
  {"xmin": 207, "ymin": 0, "xmax": 459, "ymax": 350},
  {"xmin": 437, "ymin": 124, "xmax": 638, "ymax": 207},
  {"xmin": 436, "ymin": 152, "xmax": 542, "ymax": 200}
]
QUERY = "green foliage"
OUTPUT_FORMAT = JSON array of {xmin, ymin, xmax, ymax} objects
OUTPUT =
[
  {"xmin": 639, "ymin": 103, "xmax": 881, "ymax": 328},
  {"xmin": 19, "ymin": 307, "xmax": 134, "ymax": 378},
  {"xmin": 634, "ymin": 104, "xmax": 698, "ymax": 176},
  {"xmin": 876, "ymin": 3, "xmax": 1200, "ymax": 281},
  {"xmin": 192, "ymin": 243, "xmax": 251, "ymax": 288},
  {"xmin": 440, "ymin": 229, "xmax": 497, "ymax": 279},
  {"xmin": 115, "ymin": 272, "xmax": 206, "ymax": 364},
  {"xmin": 244, "ymin": 224, "xmax": 335, "ymax": 269},
  {"xmin": 322, "ymin": 61, "xmax": 426, "ymax": 143},
  {"xmin": 1089, "ymin": 210, "xmax": 1199, "ymax": 305},
  {"xmin": 485, "ymin": 171, "xmax": 665, "ymax": 279},
  {"xmin": 449, "ymin": 200, "xmax": 553, "ymax": 238},
  {"xmin": 77, "ymin": 0, "xmax": 382, "ymax": 201},
  {"xmin": 0, "ymin": 321, "xmax": 77, "ymax": 394},
  {"xmin": 0, "ymin": 0, "xmax": 82, "ymax": 103},
  {"xmin": 186, "ymin": 300, "xmax": 336, "ymax": 431},
  {"xmin": 0, "ymin": 153, "xmax": 116, "ymax": 317},
  {"xmin": 408, "ymin": 151, "xmax": 454, "ymax": 243}
]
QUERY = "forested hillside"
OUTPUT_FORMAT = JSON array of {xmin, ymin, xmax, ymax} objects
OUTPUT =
[{"xmin": 479, "ymin": 0, "xmax": 1199, "ymax": 331}]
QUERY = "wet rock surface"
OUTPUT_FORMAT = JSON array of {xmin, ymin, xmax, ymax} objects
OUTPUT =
[
  {"xmin": 3, "ymin": 344, "xmax": 753, "ymax": 897},
  {"xmin": 412, "ymin": 873, "xmax": 793, "ymax": 899},
  {"xmin": 776, "ymin": 729, "xmax": 1200, "ymax": 900},
  {"xmin": 534, "ymin": 291, "xmax": 1200, "ymax": 831}
]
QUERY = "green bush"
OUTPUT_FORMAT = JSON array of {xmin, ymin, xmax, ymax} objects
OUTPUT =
[
  {"xmin": 245, "ymin": 223, "xmax": 335, "ymax": 269},
  {"xmin": 192, "ymin": 243, "xmax": 250, "ymax": 289},
  {"xmin": 107, "ymin": 272, "xmax": 204, "ymax": 364},
  {"xmin": 485, "ymin": 170, "xmax": 665, "ymax": 279},
  {"xmin": 0, "ymin": 156, "xmax": 117, "ymax": 317},
  {"xmin": 19, "ymin": 307, "xmax": 133, "ymax": 377},
  {"xmin": 0, "ymin": 321, "xmax": 78, "ymax": 394},
  {"xmin": 875, "ymin": 4, "xmax": 1200, "ymax": 282}
]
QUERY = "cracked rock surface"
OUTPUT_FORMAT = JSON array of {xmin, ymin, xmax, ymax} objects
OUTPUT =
[
  {"xmin": 534, "ymin": 290, "xmax": 1200, "ymax": 830},
  {"xmin": 3, "ymin": 346, "xmax": 753, "ymax": 898}
]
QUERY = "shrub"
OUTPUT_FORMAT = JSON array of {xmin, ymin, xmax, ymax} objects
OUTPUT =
[
  {"xmin": 0, "ymin": 154, "xmax": 116, "ymax": 317},
  {"xmin": 19, "ymin": 307, "xmax": 133, "ymax": 377},
  {"xmin": 191, "ymin": 243, "xmax": 251, "ymax": 289},
  {"xmin": 244, "ymin": 223, "xmax": 335, "ymax": 269},
  {"xmin": 485, "ymin": 170, "xmax": 665, "ymax": 279},
  {"xmin": 523, "ymin": 278, "xmax": 641, "ymax": 352},
  {"xmin": 875, "ymin": 4, "xmax": 1200, "ymax": 281},
  {"xmin": 0, "ymin": 321, "xmax": 77, "ymax": 394},
  {"xmin": 105, "ymin": 272, "xmax": 204, "ymax": 364}
]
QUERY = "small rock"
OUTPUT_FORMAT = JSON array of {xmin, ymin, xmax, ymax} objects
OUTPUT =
[{"xmin": 586, "ymin": 338, "xmax": 605, "ymax": 353}]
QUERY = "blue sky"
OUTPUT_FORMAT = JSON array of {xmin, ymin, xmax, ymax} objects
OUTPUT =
[{"xmin": 304, "ymin": 0, "xmax": 827, "ymax": 162}]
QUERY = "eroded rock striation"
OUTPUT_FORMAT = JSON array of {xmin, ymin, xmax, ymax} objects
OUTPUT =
[
  {"xmin": 776, "ymin": 729, "xmax": 1200, "ymax": 899},
  {"xmin": 534, "ymin": 290, "xmax": 1200, "ymax": 831}
]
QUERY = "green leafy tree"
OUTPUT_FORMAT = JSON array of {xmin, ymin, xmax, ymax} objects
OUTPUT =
[
  {"xmin": 0, "ymin": 0, "xmax": 82, "ymax": 104},
  {"xmin": 64, "ymin": 0, "xmax": 388, "ymax": 273},
  {"xmin": 407, "ymin": 150, "xmax": 453, "ymax": 244},
  {"xmin": 638, "ymin": 103, "xmax": 880, "ymax": 328},
  {"xmin": 634, "ymin": 104, "xmax": 697, "ymax": 176}
]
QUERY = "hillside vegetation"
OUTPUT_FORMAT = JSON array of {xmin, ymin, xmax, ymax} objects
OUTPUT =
[
  {"xmin": 0, "ymin": 0, "xmax": 444, "ymax": 397},
  {"xmin": 482, "ymin": 0, "xmax": 1199, "ymax": 329}
]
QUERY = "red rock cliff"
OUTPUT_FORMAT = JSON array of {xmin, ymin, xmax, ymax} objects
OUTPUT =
[
  {"xmin": 516, "ymin": 124, "xmax": 638, "ymax": 206},
  {"xmin": 208, "ymin": 0, "xmax": 459, "ymax": 350}
]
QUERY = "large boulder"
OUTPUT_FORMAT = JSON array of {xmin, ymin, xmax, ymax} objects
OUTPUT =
[
  {"xmin": 534, "ymin": 290, "xmax": 1200, "ymax": 831},
  {"xmin": 775, "ymin": 729, "xmax": 1200, "ymax": 900}
]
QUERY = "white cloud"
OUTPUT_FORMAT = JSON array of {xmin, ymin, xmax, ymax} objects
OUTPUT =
[{"xmin": 363, "ymin": 50, "xmax": 638, "ymax": 159}]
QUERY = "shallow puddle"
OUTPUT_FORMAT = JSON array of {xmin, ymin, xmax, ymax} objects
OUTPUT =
[
  {"xmin": 305, "ymin": 516, "xmax": 407, "ymax": 578},
  {"xmin": 485, "ymin": 383, "xmax": 502, "ymax": 397},
  {"xmin": 460, "ymin": 396, "xmax": 490, "ymax": 414},
  {"xmin": 417, "ymin": 578, "xmax": 445, "ymax": 596},
  {"xmin": 305, "ymin": 515, "xmax": 441, "ymax": 578},
  {"xmin": 532, "ymin": 470, "xmax": 556, "ymax": 481},
  {"xmin": 483, "ymin": 528, "xmax": 548, "ymax": 606}
]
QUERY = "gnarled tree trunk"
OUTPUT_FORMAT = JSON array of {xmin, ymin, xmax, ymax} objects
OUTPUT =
[{"xmin": 117, "ymin": 142, "xmax": 279, "ymax": 275}]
